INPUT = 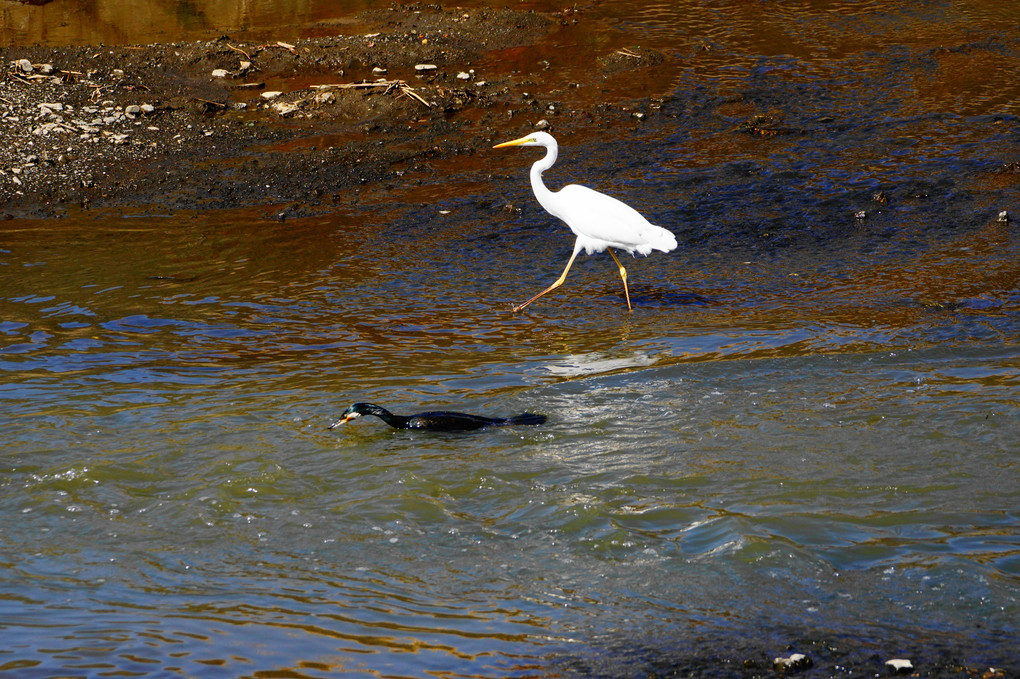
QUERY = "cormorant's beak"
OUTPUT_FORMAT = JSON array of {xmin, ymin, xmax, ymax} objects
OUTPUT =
[
  {"xmin": 493, "ymin": 135, "xmax": 533, "ymax": 149},
  {"xmin": 327, "ymin": 413, "xmax": 359, "ymax": 429}
]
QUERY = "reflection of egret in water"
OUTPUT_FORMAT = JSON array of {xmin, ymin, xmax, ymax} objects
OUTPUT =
[
  {"xmin": 543, "ymin": 351, "xmax": 657, "ymax": 377},
  {"xmin": 493, "ymin": 131, "xmax": 677, "ymax": 312}
]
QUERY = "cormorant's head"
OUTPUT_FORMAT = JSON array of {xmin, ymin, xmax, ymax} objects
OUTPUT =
[{"xmin": 328, "ymin": 403, "xmax": 373, "ymax": 429}]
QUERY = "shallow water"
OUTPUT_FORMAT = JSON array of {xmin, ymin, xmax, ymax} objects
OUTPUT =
[{"xmin": 2, "ymin": 0, "xmax": 1020, "ymax": 676}]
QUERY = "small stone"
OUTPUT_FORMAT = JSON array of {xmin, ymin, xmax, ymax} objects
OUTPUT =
[
  {"xmin": 38, "ymin": 63, "xmax": 54, "ymax": 75},
  {"xmin": 534, "ymin": 119, "xmax": 550, "ymax": 130},
  {"xmin": 633, "ymin": 111, "xmax": 645, "ymax": 120},
  {"xmin": 372, "ymin": 66, "xmax": 387, "ymax": 75},
  {"xmin": 124, "ymin": 105, "xmax": 141, "ymax": 115},
  {"xmin": 885, "ymin": 658, "xmax": 913, "ymax": 674},
  {"xmin": 272, "ymin": 101, "xmax": 299, "ymax": 116},
  {"xmin": 112, "ymin": 68, "xmax": 124, "ymax": 77},
  {"xmin": 414, "ymin": 63, "xmax": 437, "ymax": 72},
  {"xmin": 31, "ymin": 123, "xmax": 63, "ymax": 136},
  {"xmin": 456, "ymin": 71, "xmax": 471, "ymax": 80},
  {"xmin": 18, "ymin": 58, "xmax": 33, "ymax": 73},
  {"xmin": 475, "ymin": 80, "xmax": 487, "ymax": 86},
  {"xmin": 211, "ymin": 68, "xmax": 230, "ymax": 78},
  {"xmin": 238, "ymin": 60, "xmax": 251, "ymax": 71},
  {"xmin": 25, "ymin": 154, "xmax": 38, "ymax": 163},
  {"xmin": 261, "ymin": 91, "xmax": 284, "ymax": 100},
  {"xmin": 997, "ymin": 210, "xmax": 1009, "ymax": 223},
  {"xmin": 140, "ymin": 104, "xmax": 155, "ymax": 114},
  {"xmin": 773, "ymin": 653, "xmax": 812, "ymax": 672},
  {"xmin": 854, "ymin": 210, "xmax": 867, "ymax": 219},
  {"xmin": 314, "ymin": 91, "xmax": 335, "ymax": 105}
]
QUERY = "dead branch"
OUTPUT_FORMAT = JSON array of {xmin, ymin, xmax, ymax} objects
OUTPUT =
[
  {"xmin": 309, "ymin": 79, "xmax": 432, "ymax": 107},
  {"xmin": 227, "ymin": 43, "xmax": 252, "ymax": 61}
]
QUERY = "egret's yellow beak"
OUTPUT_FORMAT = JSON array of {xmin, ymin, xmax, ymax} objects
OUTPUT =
[{"xmin": 493, "ymin": 135, "xmax": 533, "ymax": 149}]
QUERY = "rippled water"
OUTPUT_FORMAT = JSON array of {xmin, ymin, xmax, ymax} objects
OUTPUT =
[{"xmin": 3, "ymin": 0, "xmax": 1020, "ymax": 676}]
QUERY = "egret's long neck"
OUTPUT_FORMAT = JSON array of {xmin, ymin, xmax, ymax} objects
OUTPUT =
[{"xmin": 529, "ymin": 143, "xmax": 558, "ymax": 213}]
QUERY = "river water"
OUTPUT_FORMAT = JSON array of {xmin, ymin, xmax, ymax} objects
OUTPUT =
[{"xmin": 2, "ymin": 0, "xmax": 1019, "ymax": 676}]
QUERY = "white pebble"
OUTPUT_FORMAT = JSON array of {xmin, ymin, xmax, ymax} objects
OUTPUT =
[{"xmin": 885, "ymin": 659, "xmax": 913, "ymax": 673}]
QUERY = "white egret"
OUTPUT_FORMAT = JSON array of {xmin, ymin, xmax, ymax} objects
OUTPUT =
[{"xmin": 493, "ymin": 131, "xmax": 676, "ymax": 312}]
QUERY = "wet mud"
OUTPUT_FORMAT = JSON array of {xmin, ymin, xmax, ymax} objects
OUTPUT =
[{"xmin": 1, "ymin": 4, "xmax": 659, "ymax": 219}]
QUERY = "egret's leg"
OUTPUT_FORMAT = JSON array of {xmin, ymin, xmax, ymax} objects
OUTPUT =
[
  {"xmin": 607, "ymin": 248, "xmax": 632, "ymax": 311},
  {"xmin": 513, "ymin": 241, "xmax": 582, "ymax": 313}
]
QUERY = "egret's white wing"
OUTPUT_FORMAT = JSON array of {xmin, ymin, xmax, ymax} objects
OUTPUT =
[{"xmin": 553, "ymin": 184, "xmax": 676, "ymax": 255}]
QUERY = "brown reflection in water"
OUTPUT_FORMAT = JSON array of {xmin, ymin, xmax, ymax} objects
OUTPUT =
[
  {"xmin": 1, "ymin": 0, "xmax": 373, "ymax": 46},
  {"xmin": 1, "ymin": 0, "xmax": 582, "ymax": 47},
  {"xmin": 856, "ymin": 219, "xmax": 1018, "ymax": 311}
]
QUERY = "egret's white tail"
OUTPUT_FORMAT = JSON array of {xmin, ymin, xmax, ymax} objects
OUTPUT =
[{"xmin": 637, "ymin": 224, "xmax": 677, "ymax": 255}]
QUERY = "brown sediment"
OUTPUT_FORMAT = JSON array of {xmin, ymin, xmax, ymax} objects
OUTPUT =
[{"xmin": 0, "ymin": 5, "xmax": 673, "ymax": 219}]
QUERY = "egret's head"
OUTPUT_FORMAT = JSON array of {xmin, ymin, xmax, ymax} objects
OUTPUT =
[{"xmin": 493, "ymin": 131, "xmax": 555, "ymax": 149}]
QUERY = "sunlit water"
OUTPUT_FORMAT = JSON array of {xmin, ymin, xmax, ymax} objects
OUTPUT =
[{"xmin": 2, "ymin": 0, "xmax": 1019, "ymax": 676}]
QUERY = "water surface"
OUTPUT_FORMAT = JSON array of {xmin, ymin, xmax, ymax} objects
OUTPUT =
[{"xmin": 2, "ymin": 0, "xmax": 1019, "ymax": 676}]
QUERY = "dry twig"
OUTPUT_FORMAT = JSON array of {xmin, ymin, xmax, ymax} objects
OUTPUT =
[
  {"xmin": 310, "ymin": 79, "xmax": 432, "ymax": 107},
  {"xmin": 191, "ymin": 96, "xmax": 227, "ymax": 109},
  {"xmin": 227, "ymin": 43, "xmax": 252, "ymax": 60}
]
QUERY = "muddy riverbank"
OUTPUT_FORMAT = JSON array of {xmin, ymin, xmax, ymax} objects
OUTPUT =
[{"xmin": 1, "ymin": 4, "xmax": 665, "ymax": 219}]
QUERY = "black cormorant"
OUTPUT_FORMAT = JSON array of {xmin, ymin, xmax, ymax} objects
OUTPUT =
[{"xmin": 329, "ymin": 403, "xmax": 547, "ymax": 432}]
